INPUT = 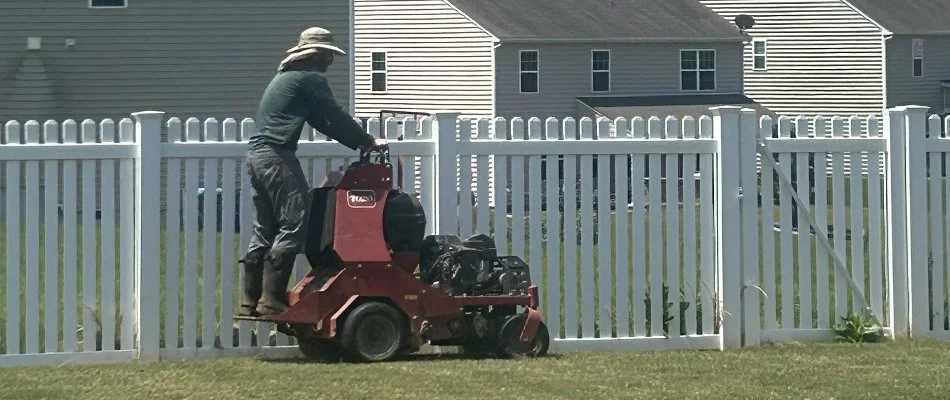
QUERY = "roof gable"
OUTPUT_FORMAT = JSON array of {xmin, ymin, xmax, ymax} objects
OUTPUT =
[
  {"xmin": 845, "ymin": 0, "xmax": 950, "ymax": 35},
  {"xmin": 445, "ymin": 0, "xmax": 746, "ymax": 41}
]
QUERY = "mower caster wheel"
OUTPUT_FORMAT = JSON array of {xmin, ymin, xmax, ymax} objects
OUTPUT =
[
  {"xmin": 340, "ymin": 301, "xmax": 407, "ymax": 363},
  {"xmin": 298, "ymin": 338, "xmax": 344, "ymax": 363},
  {"xmin": 496, "ymin": 313, "xmax": 549, "ymax": 359}
]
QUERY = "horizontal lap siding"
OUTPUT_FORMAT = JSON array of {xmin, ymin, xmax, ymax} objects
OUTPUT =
[
  {"xmin": 493, "ymin": 42, "xmax": 745, "ymax": 121},
  {"xmin": 353, "ymin": 0, "xmax": 494, "ymax": 119},
  {"xmin": 886, "ymin": 35, "xmax": 950, "ymax": 113},
  {"xmin": 0, "ymin": 0, "xmax": 351, "ymax": 123},
  {"xmin": 700, "ymin": 0, "xmax": 885, "ymax": 118}
]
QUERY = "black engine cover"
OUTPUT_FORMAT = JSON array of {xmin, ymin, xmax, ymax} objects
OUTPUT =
[{"xmin": 383, "ymin": 190, "xmax": 427, "ymax": 252}]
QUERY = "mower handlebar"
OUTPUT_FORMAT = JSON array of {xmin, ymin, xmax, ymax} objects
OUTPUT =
[{"xmin": 358, "ymin": 143, "xmax": 391, "ymax": 166}]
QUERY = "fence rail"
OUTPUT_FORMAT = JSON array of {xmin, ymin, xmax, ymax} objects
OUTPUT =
[{"xmin": 0, "ymin": 105, "xmax": 948, "ymax": 367}]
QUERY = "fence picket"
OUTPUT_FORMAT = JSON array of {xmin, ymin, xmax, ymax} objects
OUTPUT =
[
  {"xmin": 528, "ymin": 118, "xmax": 544, "ymax": 307},
  {"xmin": 795, "ymin": 117, "xmax": 813, "ymax": 330},
  {"xmin": 867, "ymin": 116, "xmax": 884, "ymax": 322},
  {"xmin": 759, "ymin": 116, "xmax": 777, "ymax": 332},
  {"xmin": 80, "ymin": 120, "xmax": 98, "ymax": 352},
  {"xmin": 543, "ymin": 117, "xmax": 562, "ymax": 339},
  {"xmin": 777, "ymin": 117, "xmax": 794, "ymax": 329},
  {"xmin": 929, "ymin": 116, "xmax": 945, "ymax": 332},
  {"xmin": 664, "ymin": 117, "xmax": 681, "ymax": 338},
  {"xmin": 99, "ymin": 119, "xmax": 117, "ymax": 352},
  {"xmin": 5, "ymin": 121, "xmax": 21, "ymax": 355},
  {"xmin": 681, "ymin": 117, "xmax": 698, "ymax": 336},
  {"xmin": 24, "ymin": 121, "xmax": 40, "ymax": 354},
  {"xmin": 219, "ymin": 119, "xmax": 238, "ymax": 349},
  {"xmin": 182, "ymin": 118, "xmax": 200, "ymax": 349},
  {"xmin": 630, "ymin": 117, "xmax": 647, "ymax": 336},
  {"xmin": 201, "ymin": 119, "xmax": 220, "ymax": 350},
  {"xmin": 646, "ymin": 117, "xmax": 664, "ymax": 337},
  {"xmin": 491, "ymin": 118, "xmax": 509, "ymax": 256},
  {"xmin": 849, "ymin": 116, "xmax": 866, "ymax": 320},
  {"xmin": 614, "ymin": 117, "xmax": 630, "ymax": 338},
  {"xmin": 578, "ymin": 117, "xmax": 595, "ymax": 338},
  {"xmin": 510, "ymin": 118, "xmax": 526, "ymax": 261},
  {"xmin": 238, "ymin": 118, "xmax": 255, "ymax": 348},
  {"xmin": 698, "ymin": 116, "xmax": 715, "ymax": 335},
  {"xmin": 118, "ymin": 118, "xmax": 135, "ymax": 350},
  {"xmin": 596, "ymin": 118, "xmax": 613, "ymax": 337},
  {"xmin": 62, "ymin": 120, "xmax": 79, "ymax": 352},
  {"xmin": 43, "ymin": 121, "xmax": 61, "ymax": 353},
  {"xmin": 560, "ymin": 118, "xmax": 579, "ymax": 338},
  {"xmin": 475, "ymin": 119, "xmax": 491, "ymax": 235},
  {"xmin": 830, "ymin": 117, "xmax": 848, "ymax": 319},
  {"xmin": 813, "ymin": 117, "xmax": 831, "ymax": 329},
  {"xmin": 165, "ymin": 118, "xmax": 183, "ymax": 351},
  {"xmin": 459, "ymin": 118, "xmax": 474, "ymax": 238}
]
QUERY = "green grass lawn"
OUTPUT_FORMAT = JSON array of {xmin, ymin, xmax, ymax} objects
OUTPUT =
[{"xmin": 1, "ymin": 340, "xmax": 949, "ymax": 399}]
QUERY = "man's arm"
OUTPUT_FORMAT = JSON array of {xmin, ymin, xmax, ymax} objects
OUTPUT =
[{"xmin": 308, "ymin": 76, "xmax": 375, "ymax": 151}]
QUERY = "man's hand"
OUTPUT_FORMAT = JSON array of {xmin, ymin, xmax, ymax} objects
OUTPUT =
[{"xmin": 370, "ymin": 138, "xmax": 388, "ymax": 150}]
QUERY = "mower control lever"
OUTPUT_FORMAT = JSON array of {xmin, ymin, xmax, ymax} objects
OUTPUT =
[{"xmin": 359, "ymin": 143, "xmax": 391, "ymax": 166}]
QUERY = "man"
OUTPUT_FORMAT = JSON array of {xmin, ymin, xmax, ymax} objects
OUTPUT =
[{"xmin": 239, "ymin": 27, "xmax": 385, "ymax": 317}]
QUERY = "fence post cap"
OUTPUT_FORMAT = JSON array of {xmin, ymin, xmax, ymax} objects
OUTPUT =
[
  {"xmin": 131, "ymin": 111, "xmax": 166, "ymax": 120},
  {"xmin": 429, "ymin": 111, "xmax": 461, "ymax": 118},
  {"xmin": 902, "ymin": 105, "xmax": 930, "ymax": 113},
  {"xmin": 708, "ymin": 105, "xmax": 742, "ymax": 115}
]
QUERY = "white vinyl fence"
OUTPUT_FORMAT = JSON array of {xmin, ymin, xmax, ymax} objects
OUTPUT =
[{"xmin": 0, "ymin": 105, "xmax": 947, "ymax": 367}]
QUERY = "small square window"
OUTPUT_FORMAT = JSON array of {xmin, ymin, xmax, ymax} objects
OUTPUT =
[
  {"xmin": 680, "ymin": 50, "xmax": 715, "ymax": 91},
  {"xmin": 90, "ymin": 0, "xmax": 126, "ymax": 7},
  {"xmin": 520, "ymin": 50, "xmax": 539, "ymax": 93},
  {"xmin": 752, "ymin": 40, "xmax": 767, "ymax": 70},
  {"xmin": 591, "ymin": 50, "xmax": 610, "ymax": 92},
  {"xmin": 371, "ymin": 52, "xmax": 386, "ymax": 92}
]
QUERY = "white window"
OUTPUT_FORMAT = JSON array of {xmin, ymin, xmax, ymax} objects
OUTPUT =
[
  {"xmin": 752, "ymin": 40, "xmax": 767, "ymax": 70},
  {"xmin": 89, "ymin": 0, "xmax": 126, "ymax": 7},
  {"xmin": 371, "ymin": 52, "xmax": 387, "ymax": 92},
  {"xmin": 913, "ymin": 38, "xmax": 923, "ymax": 77},
  {"xmin": 680, "ymin": 50, "xmax": 716, "ymax": 91},
  {"xmin": 520, "ymin": 50, "xmax": 539, "ymax": 93},
  {"xmin": 591, "ymin": 50, "xmax": 610, "ymax": 92}
]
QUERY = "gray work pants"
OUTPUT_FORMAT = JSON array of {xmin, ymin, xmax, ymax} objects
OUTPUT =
[{"xmin": 243, "ymin": 145, "xmax": 310, "ymax": 264}]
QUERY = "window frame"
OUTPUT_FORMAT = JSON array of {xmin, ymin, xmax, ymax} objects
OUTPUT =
[
  {"xmin": 752, "ymin": 39, "xmax": 767, "ymax": 71},
  {"xmin": 591, "ymin": 49, "xmax": 611, "ymax": 92},
  {"xmin": 912, "ymin": 38, "xmax": 923, "ymax": 78},
  {"xmin": 519, "ymin": 49, "xmax": 540, "ymax": 94},
  {"xmin": 679, "ymin": 49, "xmax": 717, "ymax": 92},
  {"xmin": 89, "ymin": 0, "xmax": 127, "ymax": 8},
  {"xmin": 370, "ymin": 51, "xmax": 387, "ymax": 93}
]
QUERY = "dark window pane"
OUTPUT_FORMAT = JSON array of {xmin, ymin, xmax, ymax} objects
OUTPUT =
[
  {"xmin": 372, "ymin": 72, "xmax": 386, "ymax": 91},
  {"xmin": 699, "ymin": 51, "xmax": 715, "ymax": 69},
  {"xmin": 754, "ymin": 55, "xmax": 766, "ymax": 69},
  {"xmin": 521, "ymin": 72, "xmax": 538, "ymax": 92},
  {"xmin": 91, "ymin": 0, "xmax": 125, "ymax": 6},
  {"xmin": 699, "ymin": 71, "xmax": 715, "ymax": 90},
  {"xmin": 753, "ymin": 41, "xmax": 765, "ymax": 54},
  {"xmin": 914, "ymin": 58, "xmax": 922, "ymax": 76},
  {"xmin": 593, "ymin": 71, "xmax": 609, "ymax": 91},
  {"xmin": 681, "ymin": 71, "xmax": 697, "ymax": 90},
  {"xmin": 681, "ymin": 51, "xmax": 697, "ymax": 69},
  {"xmin": 520, "ymin": 51, "xmax": 538, "ymax": 72},
  {"xmin": 592, "ymin": 51, "xmax": 609, "ymax": 70}
]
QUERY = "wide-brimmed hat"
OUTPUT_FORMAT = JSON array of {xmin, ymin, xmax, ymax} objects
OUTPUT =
[{"xmin": 286, "ymin": 27, "xmax": 346, "ymax": 56}]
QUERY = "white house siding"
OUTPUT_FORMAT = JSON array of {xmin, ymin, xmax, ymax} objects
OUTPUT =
[
  {"xmin": 699, "ymin": 0, "xmax": 886, "ymax": 119},
  {"xmin": 353, "ymin": 0, "xmax": 495, "ymax": 120},
  {"xmin": 0, "ymin": 0, "xmax": 352, "ymax": 124},
  {"xmin": 493, "ymin": 41, "xmax": 745, "ymax": 121},
  {"xmin": 885, "ymin": 35, "xmax": 950, "ymax": 114}
]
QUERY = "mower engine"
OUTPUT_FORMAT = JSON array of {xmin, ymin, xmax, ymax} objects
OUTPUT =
[{"xmin": 418, "ymin": 234, "xmax": 532, "ymax": 297}]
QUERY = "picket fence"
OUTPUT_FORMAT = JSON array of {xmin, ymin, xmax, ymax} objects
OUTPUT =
[{"xmin": 0, "ymin": 105, "xmax": 948, "ymax": 368}]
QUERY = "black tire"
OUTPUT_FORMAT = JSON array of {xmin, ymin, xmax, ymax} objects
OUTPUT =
[
  {"xmin": 295, "ymin": 324, "xmax": 344, "ymax": 363},
  {"xmin": 496, "ymin": 313, "xmax": 550, "ymax": 359},
  {"xmin": 340, "ymin": 301, "xmax": 407, "ymax": 362}
]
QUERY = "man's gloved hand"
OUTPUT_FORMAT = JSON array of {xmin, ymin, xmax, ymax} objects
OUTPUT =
[{"xmin": 370, "ymin": 138, "xmax": 388, "ymax": 150}]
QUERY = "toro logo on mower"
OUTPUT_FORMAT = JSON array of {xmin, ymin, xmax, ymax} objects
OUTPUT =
[{"xmin": 346, "ymin": 190, "xmax": 376, "ymax": 208}]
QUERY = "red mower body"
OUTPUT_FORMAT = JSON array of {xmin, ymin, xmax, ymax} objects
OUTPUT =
[{"xmin": 236, "ymin": 148, "xmax": 548, "ymax": 362}]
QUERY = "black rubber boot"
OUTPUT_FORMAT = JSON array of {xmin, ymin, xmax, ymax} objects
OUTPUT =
[
  {"xmin": 239, "ymin": 255, "xmax": 264, "ymax": 316},
  {"xmin": 256, "ymin": 253, "xmax": 295, "ymax": 316}
]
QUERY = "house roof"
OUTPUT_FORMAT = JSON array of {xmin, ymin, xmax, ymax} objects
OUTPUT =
[
  {"xmin": 577, "ymin": 94, "xmax": 776, "ymax": 122},
  {"xmin": 846, "ymin": 0, "xmax": 950, "ymax": 35},
  {"xmin": 445, "ymin": 0, "xmax": 746, "ymax": 41}
]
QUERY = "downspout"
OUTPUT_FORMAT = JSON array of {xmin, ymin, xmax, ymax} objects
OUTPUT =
[
  {"xmin": 882, "ymin": 32, "xmax": 892, "ymax": 111},
  {"xmin": 491, "ymin": 41, "xmax": 500, "ymax": 119}
]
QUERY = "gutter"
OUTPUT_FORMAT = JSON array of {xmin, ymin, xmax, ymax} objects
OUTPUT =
[{"xmin": 498, "ymin": 36, "xmax": 748, "ymax": 43}]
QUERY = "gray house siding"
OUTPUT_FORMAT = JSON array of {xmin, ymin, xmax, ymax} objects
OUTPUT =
[
  {"xmin": 885, "ymin": 35, "xmax": 950, "ymax": 113},
  {"xmin": 353, "ymin": 0, "xmax": 495, "ymax": 120},
  {"xmin": 0, "ymin": 0, "xmax": 352, "ymax": 124},
  {"xmin": 699, "ymin": 0, "xmax": 886, "ymax": 118},
  {"xmin": 493, "ymin": 41, "xmax": 745, "ymax": 121}
]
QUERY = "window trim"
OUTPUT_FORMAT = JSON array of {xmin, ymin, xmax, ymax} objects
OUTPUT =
[
  {"xmin": 519, "ymin": 49, "xmax": 540, "ymax": 94},
  {"xmin": 912, "ymin": 38, "xmax": 923, "ymax": 78},
  {"xmin": 591, "ymin": 49, "xmax": 611, "ymax": 92},
  {"xmin": 88, "ymin": 0, "xmax": 127, "ymax": 8},
  {"xmin": 679, "ymin": 49, "xmax": 717, "ymax": 92},
  {"xmin": 370, "ymin": 51, "xmax": 387, "ymax": 93},
  {"xmin": 752, "ymin": 39, "xmax": 767, "ymax": 71}
]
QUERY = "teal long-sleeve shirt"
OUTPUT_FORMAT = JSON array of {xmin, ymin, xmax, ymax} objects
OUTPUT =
[{"xmin": 248, "ymin": 66, "xmax": 374, "ymax": 152}]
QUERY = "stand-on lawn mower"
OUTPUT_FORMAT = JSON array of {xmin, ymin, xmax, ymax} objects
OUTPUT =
[{"xmin": 235, "ymin": 145, "xmax": 550, "ymax": 363}]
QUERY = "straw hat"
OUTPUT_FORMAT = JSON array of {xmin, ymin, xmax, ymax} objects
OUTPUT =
[{"xmin": 286, "ymin": 27, "xmax": 346, "ymax": 56}]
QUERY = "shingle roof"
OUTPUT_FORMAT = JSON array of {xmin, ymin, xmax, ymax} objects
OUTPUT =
[
  {"xmin": 446, "ymin": 0, "xmax": 746, "ymax": 41},
  {"xmin": 846, "ymin": 0, "xmax": 950, "ymax": 35}
]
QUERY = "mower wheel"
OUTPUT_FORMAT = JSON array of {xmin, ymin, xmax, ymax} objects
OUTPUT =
[
  {"xmin": 340, "ymin": 301, "xmax": 407, "ymax": 362},
  {"xmin": 496, "ymin": 313, "xmax": 549, "ymax": 359},
  {"xmin": 294, "ymin": 324, "xmax": 343, "ymax": 363}
]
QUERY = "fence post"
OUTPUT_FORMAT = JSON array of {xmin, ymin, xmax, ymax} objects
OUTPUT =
[
  {"xmin": 132, "ymin": 110, "xmax": 165, "ymax": 360},
  {"xmin": 432, "ymin": 112, "xmax": 460, "ymax": 236},
  {"xmin": 903, "ymin": 105, "xmax": 931, "ymax": 337},
  {"xmin": 711, "ymin": 106, "xmax": 743, "ymax": 349},
  {"xmin": 738, "ymin": 108, "xmax": 761, "ymax": 347},
  {"xmin": 884, "ymin": 106, "xmax": 909, "ymax": 338}
]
